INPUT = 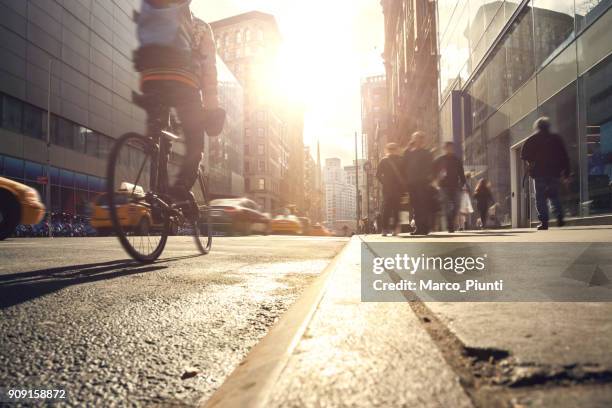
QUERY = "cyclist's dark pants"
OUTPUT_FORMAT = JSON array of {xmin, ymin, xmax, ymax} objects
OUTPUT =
[{"xmin": 142, "ymin": 80, "xmax": 204, "ymax": 194}]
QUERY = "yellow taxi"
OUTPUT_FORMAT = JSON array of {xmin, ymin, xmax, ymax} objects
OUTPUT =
[
  {"xmin": 0, "ymin": 176, "xmax": 46, "ymax": 240},
  {"xmin": 270, "ymin": 215, "xmax": 303, "ymax": 235},
  {"xmin": 309, "ymin": 224, "xmax": 333, "ymax": 237},
  {"xmin": 91, "ymin": 183, "xmax": 160, "ymax": 235}
]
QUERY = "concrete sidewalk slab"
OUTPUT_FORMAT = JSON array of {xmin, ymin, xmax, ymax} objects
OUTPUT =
[
  {"xmin": 362, "ymin": 227, "xmax": 612, "ymax": 369},
  {"xmin": 267, "ymin": 238, "xmax": 472, "ymax": 408}
]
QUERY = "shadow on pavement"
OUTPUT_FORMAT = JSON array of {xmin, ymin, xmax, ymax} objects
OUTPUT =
[{"xmin": 0, "ymin": 255, "xmax": 200, "ymax": 309}]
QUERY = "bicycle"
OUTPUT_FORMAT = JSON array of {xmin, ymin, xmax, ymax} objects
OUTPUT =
[{"xmin": 105, "ymin": 91, "xmax": 212, "ymax": 263}]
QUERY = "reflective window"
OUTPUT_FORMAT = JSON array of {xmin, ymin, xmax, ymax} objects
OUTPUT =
[
  {"xmin": 98, "ymin": 134, "xmax": 111, "ymax": 159},
  {"xmin": 75, "ymin": 126, "xmax": 89, "ymax": 154},
  {"xmin": 24, "ymin": 161, "xmax": 43, "ymax": 181},
  {"xmin": 23, "ymin": 104, "xmax": 43, "ymax": 139},
  {"xmin": 575, "ymin": 0, "xmax": 611, "ymax": 31},
  {"xmin": 533, "ymin": 0, "xmax": 576, "ymax": 68},
  {"xmin": 439, "ymin": 0, "xmax": 470, "ymax": 95},
  {"xmin": 75, "ymin": 173, "xmax": 87, "ymax": 190},
  {"xmin": 2, "ymin": 95, "xmax": 22, "ymax": 133},
  {"xmin": 86, "ymin": 131, "xmax": 99, "ymax": 157},
  {"xmin": 579, "ymin": 53, "xmax": 612, "ymax": 215},
  {"xmin": 60, "ymin": 169, "xmax": 74, "ymax": 188},
  {"xmin": 257, "ymin": 178, "xmax": 265, "ymax": 190},
  {"xmin": 4, "ymin": 156, "xmax": 23, "ymax": 179},
  {"xmin": 539, "ymin": 82, "xmax": 580, "ymax": 216},
  {"xmin": 54, "ymin": 118, "xmax": 75, "ymax": 149},
  {"xmin": 504, "ymin": 6, "xmax": 535, "ymax": 95}
]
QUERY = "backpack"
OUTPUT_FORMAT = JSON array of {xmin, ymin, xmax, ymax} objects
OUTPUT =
[{"xmin": 137, "ymin": 0, "xmax": 193, "ymax": 52}]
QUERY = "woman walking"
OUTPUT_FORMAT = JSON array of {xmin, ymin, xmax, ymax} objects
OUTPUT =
[{"xmin": 473, "ymin": 179, "xmax": 495, "ymax": 229}]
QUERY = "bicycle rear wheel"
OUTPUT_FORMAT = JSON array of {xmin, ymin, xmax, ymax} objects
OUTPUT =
[{"xmin": 106, "ymin": 133, "xmax": 169, "ymax": 263}]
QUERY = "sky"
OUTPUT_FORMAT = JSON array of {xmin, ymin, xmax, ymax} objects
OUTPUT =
[{"xmin": 191, "ymin": 0, "xmax": 385, "ymax": 165}]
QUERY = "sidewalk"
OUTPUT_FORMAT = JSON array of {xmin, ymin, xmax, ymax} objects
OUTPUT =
[{"xmin": 204, "ymin": 227, "xmax": 612, "ymax": 408}]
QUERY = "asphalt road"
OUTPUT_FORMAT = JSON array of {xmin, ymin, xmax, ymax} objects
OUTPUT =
[{"xmin": 0, "ymin": 235, "xmax": 347, "ymax": 407}]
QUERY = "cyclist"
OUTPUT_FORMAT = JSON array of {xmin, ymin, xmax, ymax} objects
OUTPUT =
[{"xmin": 134, "ymin": 0, "xmax": 224, "ymax": 211}]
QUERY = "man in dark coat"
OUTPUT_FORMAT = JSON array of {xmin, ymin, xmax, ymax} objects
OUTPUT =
[
  {"xmin": 404, "ymin": 132, "xmax": 434, "ymax": 235},
  {"xmin": 521, "ymin": 117, "xmax": 571, "ymax": 230},
  {"xmin": 376, "ymin": 143, "xmax": 405, "ymax": 236},
  {"xmin": 434, "ymin": 142, "xmax": 466, "ymax": 233}
]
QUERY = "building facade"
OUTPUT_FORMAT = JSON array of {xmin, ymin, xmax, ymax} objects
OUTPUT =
[
  {"xmin": 437, "ymin": 0, "xmax": 612, "ymax": 226},
  {"xmin": 344, "ymin": 159, "xmax": 368, "ymax": 221},
  {"xmin": 381, "ymin": 0, "xmax": 439, "ymax": 146},
  {"xmin": 0, "ymin": 0, "xmax": 243, "ymax": 217},
  {"xmin": 303, "ymin": 145, "xmax": 323, "ymax": 223},
  {"xmin": 323, "ymin": 158, "xmax": 356, "ymax": 228},
  {"xmin": 211, "ymin": 11, "xmax": 305, "ymax": 214},
  {"xmin": 361, "ymin": 75, "xmax": 389, "ymax": 221}
]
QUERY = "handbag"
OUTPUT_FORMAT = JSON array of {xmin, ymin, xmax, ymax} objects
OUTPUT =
[{"xmin": 459, "ymin": 190, "xmax": 474, "ymax": 214}]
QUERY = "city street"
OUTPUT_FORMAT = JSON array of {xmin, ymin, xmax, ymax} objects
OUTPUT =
[{"xmin": 0, "ymin": 236, "xmax": 346, "ymax": 406}]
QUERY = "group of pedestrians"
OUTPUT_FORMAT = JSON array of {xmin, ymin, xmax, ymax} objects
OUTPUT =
[
  {"xmin": 375, "ymin": 116, "xmax": 570, "ymax": 236},
  {"xmin": 376, "ymin": 132, "xmax": 472, "ymax": 236}
]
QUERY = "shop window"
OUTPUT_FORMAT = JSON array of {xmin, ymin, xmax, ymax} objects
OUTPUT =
[
  {"xmin": 539, "ymin": 82, "xmax": 579, "ymax": 216},
  {"xmin": 4, "ymin": 156, "xmax": 23, "ymax": 179},
  {"xmin": 75, "ymin": 173, "xmax": 88, "ymax": 190},
  {"xmin": 60, "ymin": 169, "xmax": 75, "ymax": 188},
  {"xmin": 23, "ymin": 104, "xmax": 44, "ymax": 139},
  {"xmin": 2, "ymin": 95, "xmax": 23, "ymax": 133},
  {"xmin": 24, "ymin": 161, "xmax": 43, "ymax": 181},
  {"xmin": 580, "ymin": 53, "xmax": 612, "ymax": 215}
]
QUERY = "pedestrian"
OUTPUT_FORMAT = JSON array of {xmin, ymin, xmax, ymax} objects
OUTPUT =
[
  {"xmin": 473, "ymin": 178, "xmax": 495, "ymax": 229},
  {"xmin": 434, "ymin": 142, "xmax": 467, "ymax": 233},
  {"xmin": 404, "ymin": 132, "xmax": 434, "ymax": 235},
  {"xmin": 376, "ymin": 143, "xmax": 405, "ymax": 236},
  {"xmin": 520, "ymin": 117, "xmax": 571, "ymax": 230}
]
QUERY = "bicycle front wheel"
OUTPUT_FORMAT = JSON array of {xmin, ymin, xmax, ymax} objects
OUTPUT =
[
  {"xmin": 106, "ymin": 133, "xmax": 169, "ymax": 263},
  {"xmin": 192, "ymin": 174, "xmax": 212, "ymax": 254}
]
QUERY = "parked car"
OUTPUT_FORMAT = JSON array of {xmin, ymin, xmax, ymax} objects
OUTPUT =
[
  {"xmin": 271, "ymin": 215, "xmax": 303, "ymax": 235},
  {"xmin": 90, "ymin": 184, "xmax": 165, "ymax": 235},
  {"xmin": 209, "ymin": 198, "xmax": 271, "ymax": 236},
  {"xmin": 309, "ymin": 224, "xmax": 333, "ymax": 237},
  {"xmin": 0, "ymin": 177, "xmax": 46, "ymax": 240}
]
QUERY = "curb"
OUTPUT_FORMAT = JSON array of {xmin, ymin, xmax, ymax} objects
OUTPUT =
[{"xmin": 200, "ymin": 239, "xmax": 353, "ymax": 408}]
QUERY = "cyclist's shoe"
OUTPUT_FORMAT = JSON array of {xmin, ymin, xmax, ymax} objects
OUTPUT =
[{"xmin": 169, "ymin": 186, "xmax": 198, "ymax": 222}]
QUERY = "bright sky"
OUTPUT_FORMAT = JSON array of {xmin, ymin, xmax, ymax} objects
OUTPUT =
[{"xmin": 191, "ymin": 0, "xmax": 385, "ymax": 165}]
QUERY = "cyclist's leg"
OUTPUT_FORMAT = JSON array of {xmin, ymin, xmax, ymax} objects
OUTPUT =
[{"xmin": 171, "ymin": 86, "xmax": 204, "ymax": 198}]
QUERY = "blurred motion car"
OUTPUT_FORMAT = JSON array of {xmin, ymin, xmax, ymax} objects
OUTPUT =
[
  {"xmin": 0, "ymin": 176, "xmax": 46, "ymax": 240},
  {"xmin": 298, "ymin": 217, "xmax": 311, "ymax": 235},
  {"xmin": 90, "ymin": 183, "xmax": 166, "ymax": 235},
  {"xmin": 308, "ymin": 224, "xmax": 333, "ymax": 237},
  {"xmin": 208, "ymin": 198, "xmax": 271, "ymax": 236},
  {"xmin": 271, "ymin": 215, "xmax": 303, "ymax": 235}
]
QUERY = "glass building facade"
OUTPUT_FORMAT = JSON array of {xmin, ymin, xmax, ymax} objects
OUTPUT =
[
  {"xmin": 0, "ymin": 0, "xmax": 244, "ymax": 217},
  {"xmin": 437, "ymin": 0, "xmax": 612, "ymax": 225}
]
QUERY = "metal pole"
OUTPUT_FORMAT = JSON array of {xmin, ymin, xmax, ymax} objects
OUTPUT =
[
  {"xmin": 354, "ymin": 131, "xmax": 360, "ymax": 231},
  {"xmin": 46, "ymin": 59, "xmax": 53, "ymax": 238}
]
